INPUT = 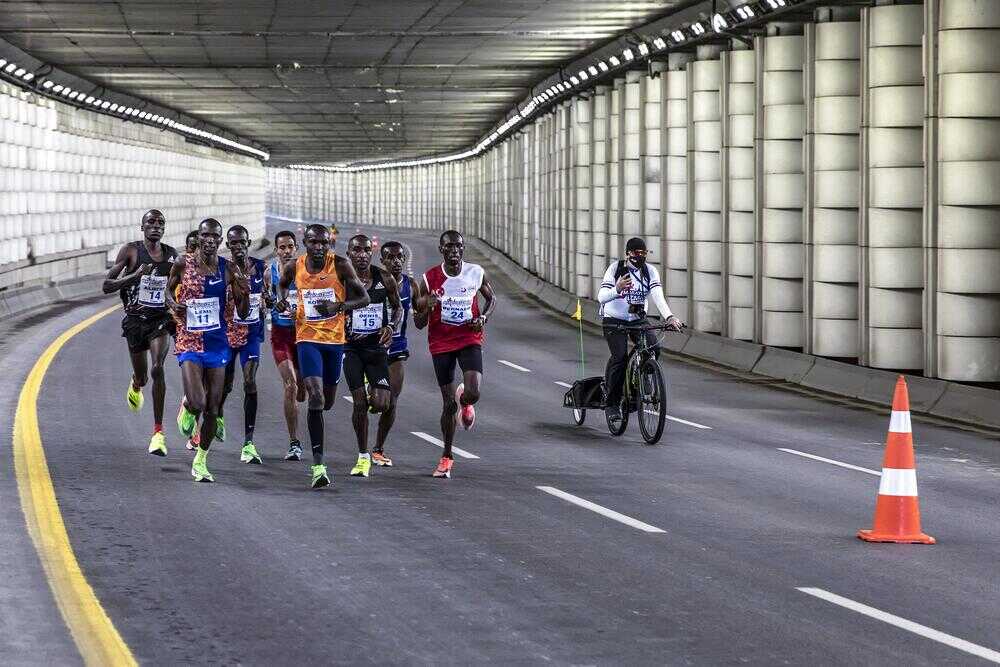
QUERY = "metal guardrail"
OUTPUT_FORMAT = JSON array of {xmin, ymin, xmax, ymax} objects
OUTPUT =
[{"xmin": 0, "ymin": 245, "xmax": 112, "ymax": 291}]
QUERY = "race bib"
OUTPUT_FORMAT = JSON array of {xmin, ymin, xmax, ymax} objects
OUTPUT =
[
  {"xmin": 440, "ymin": 294, "xmax": 475, "ymax": 326},
  {"xmin": 234, "ymin": 293, "xmax": 261, "ymax": 325},
  {"xmin": 287, "ymin": 289, "xmax": 298, "ymax": 313},
  {"xmin": 186, "ymin": 297, "xmax": 221, "ymax": 332},
  {"xmin": 625, "ymin": 288, "xmax": 646, "ymax": 305},
  {"xmin": 137, "ymin": 275, "xmax": 167, "ymax": 307},
  {"xmin": 351, "ymin": 303, "xmax": 383, "ymax": 335},
  {"xmin": 302, "ymin": 288, "xmax": 337, "ymax": 321}
]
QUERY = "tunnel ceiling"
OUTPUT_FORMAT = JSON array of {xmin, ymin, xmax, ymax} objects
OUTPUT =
[{"xmin": 0, "ymin": 1, "xmax": 703, "ymax": 165}]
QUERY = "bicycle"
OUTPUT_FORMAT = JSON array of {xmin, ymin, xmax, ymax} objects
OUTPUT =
[{"xmin": 563, "ymin": 320, "xmax": 679, "ymax": 445}]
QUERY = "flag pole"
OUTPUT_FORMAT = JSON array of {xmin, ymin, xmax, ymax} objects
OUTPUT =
[{"xmin": 572, "ymin": 298, "xmax": 585, "ymax": 378}]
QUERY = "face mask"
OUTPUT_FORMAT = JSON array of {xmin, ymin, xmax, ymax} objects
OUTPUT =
[{"xmin": 629, "ymin": 255, "xmax": 646, "ymax": 268}]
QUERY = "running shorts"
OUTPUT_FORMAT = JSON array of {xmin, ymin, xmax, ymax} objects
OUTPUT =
[
  {"xmin": 122, "ymin": 311, "xmax": 174, "ymax": 353},
  {"xmin": 297, "ymin": 341, "xmax": 344, "ymax": 386},
  {"xmin": 344, "ymin": 347, "xmax": 391, "ymax": 392},
  {"xmin": 431, "ymin": 344, "xmax": 483, "ymax": 387},
  {"xmin": 177, "ymin": 348, "xmax": 230, "ymax": 369},
  {"xmin": 388, "ymin": 349, "xmax": 410, "ymax": 365},
  {"xmin": 233, "ymin": 334, "xmax": 261, "ymax": 367},
  {"xmin": 270, "ymin": 323, "xmax": 298, "ymax": 369}
]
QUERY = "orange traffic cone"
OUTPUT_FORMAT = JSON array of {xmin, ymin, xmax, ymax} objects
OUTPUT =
[{"xmin": 858, "ymin": 376, "xmax": 935, "ymax": 544}]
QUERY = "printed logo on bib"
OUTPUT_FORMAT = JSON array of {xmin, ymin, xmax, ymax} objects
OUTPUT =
[
  {"xmin": 186, "ymin": 297, "xmax": 221, "ymax": 332},
  {"xmin": 440, "ymin": 294, "xmax": 475, "ymax": 326},
  {"xmin": 137, "ymin": 275, "xmax": 167, "ymax": 307},
  {"xmin": 302, "ymin": 288, "xmax": 337, "ymax": 321},
  {"xmin": 234, "ymin": 293, "xmax": 261, "ymax": 325},
  {"xmin": 284, "ymin": 289, "xmax": 298, "ymax": 314},
  {"xmin": 351, "ymin": 303, "xmax": 383, "ymax": 335}
]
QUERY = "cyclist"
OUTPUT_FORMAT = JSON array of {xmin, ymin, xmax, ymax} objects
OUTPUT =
[{"xmin": 597, "ymin": 237, "xmax": 683, "ymax": 424}]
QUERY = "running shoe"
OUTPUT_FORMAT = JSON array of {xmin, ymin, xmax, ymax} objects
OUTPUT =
[
  {"xmin": 350, "ymin": 453, "xmax": 372, "ymax": 478},
  {"xmin": 432, "ymin": 456, "xmax": 454, "ymax": 479},
  {"xmin": 147, "ymin": 431, "xmax": 167, "ymax": 457},
  {"xmin": 284, "ymin": 440, "xmax": 303, "ymax": 461},
  {"xmin": 191, "ymin": 449, "xmax": 214, "ymax": 483},
  {"xmin": 371, "ymin": 451, "xmax": 393, "ymax": 467},
  {"xmin": 186, "ymin": 432, "xmax": 201, "ymax": 451},
  {"xmin": 214, "ymin": 416, "xmax": 226, "ymax": 442},
  {"xmin": 126, "ymin": 382, "xmax": 144, "ymax": 412},
  {"xmin": 310, "ymin": 464, "xmax": 330, "ymax": 489},
  {"xmin": 240, "ymin": 442, "xmax": 262, "ymax": 465},
  {"xmin": 177, "ymin": 402, "xmax": 196, "ymax": 438},
  {"xmin": 455, "ymin": 384, "xmax": 476, "ymax": 431}
]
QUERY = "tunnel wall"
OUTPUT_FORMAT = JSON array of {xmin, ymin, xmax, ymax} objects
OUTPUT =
[
  {"xmin": 0, "ymin": 81, "xmax": 265, "ymax": 271},
  {"xmin": 265, "ymin": 0, "xmax": 1000, "ymax": 382}
]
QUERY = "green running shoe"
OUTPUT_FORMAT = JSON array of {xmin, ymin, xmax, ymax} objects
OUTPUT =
[
  {"xmin": 240, "ymin": 442, "xmax": 262, "ymax": 464},
  {"xmin": 126, "ymin": 382, "xmax": 144, "ymax": 412},
  {"xmin": 147, "ymin": 431, "xmax": 167, "ymax": 457},
  {"xmin": 177, "ymin": 402, "xmax": 196, "ymax": 438},
  {"xmin": 350, "ymin": 453, "xmax": 372, "ymax": 478},
  {"xmin": 191, "ymin": 449, "xmax": 214, "ymax": 483},
  {"xmin": 310, "ymin": 464, "xmax": 330, "ymax": 489},
  {"xmin": 214, "ymin": 417, "xmax": 226, "ymax": 443}
]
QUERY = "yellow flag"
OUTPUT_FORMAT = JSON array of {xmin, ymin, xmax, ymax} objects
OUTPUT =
[{"xmin": 571, "ymin": 299, "xmax": 582, "ymax": 321}]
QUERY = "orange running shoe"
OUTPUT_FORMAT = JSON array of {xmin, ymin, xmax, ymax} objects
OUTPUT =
[
  {"xmin": 186, "ymin": 432, "xmax": 201, "ymax": 451},
  {"xmin": 432, "ymin": 456, "xmax": 453, "ymax": 479},
  {"xmin": 371, "ymin": 451, "xmax": 393, "ymax": 467}
]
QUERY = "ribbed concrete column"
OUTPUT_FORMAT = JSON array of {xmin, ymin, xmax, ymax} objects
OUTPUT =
[
  {"xmin": 530, "ymin": 121, "xmax": 541, "ymax": 274},
  {"xmin": 591, "ymin": 85, "xmax": 611, "ymax": 297},
  {"xmin": 645, "ymin": 63, "xmax": 666, "ymax": 278},
  {"xmin": 574, "ymin": 97, "xmax": 594, "ymax": 297},
  {"xmin": 691, "ymin": 46, "xmax": 724, "ymax": 332},
  {"xmin": 520, "ymin": 128, "xmax": 532, "ymax": 267},
  {"xmin": 624, "ymin": 71, "xmax": 644, "ymax": 258},
  {"xmin": 607, "ymin": 78, "xmax": 623, "ymax": 260},
  {"xmin": 761, "ymin": 29, "xmax": 806, "ymax": 347},
  {"xmin": 727, "ymin": 45, "xmax": 756, "ymax": 340},
  {"xmin": 934, "ymin": 0, "xmax": 1000, "ymax": 380},
  {"xmin": 809, "ymin": 15, "xmax": 861, "ymax": 357},
  {"xmin": 665, "ymin": 55, "xmax": 693, "ymax": 322},
  {"xmin": 559, "ymin": 102, "xmax": 573, "ymax": 290}
]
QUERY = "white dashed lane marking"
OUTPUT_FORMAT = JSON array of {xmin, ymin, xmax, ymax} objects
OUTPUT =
[
  {"xmin": 778, "ymin": 448, "xmax": 880, "ymax": 476},
  {"xmin": 536, "ymin": 486, "xmax": 665, "ymax": 534},
  {"xmin": 498, "ymin": 359, "xmax": 531, "ymax": 373},
  {"xmin": 410, "ymin": 431, "xmax": 480, "ymax": 460}
]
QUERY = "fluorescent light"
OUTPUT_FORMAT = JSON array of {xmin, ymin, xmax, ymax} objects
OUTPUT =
[
  {"xmin": 691, "ymin": 22, "xmax": 707, "ymax": 35},
  {"xmin": 609, "ymin": 55, "xmax": 620, "ymax": 66},
  {"xmin": 53, "ymin": 85, "xmax": 64, "ymax": 93},
  {"xmin": 598, "ymin": 61, "xmax": 609, "ymax": 71},
  {"xmin": 0, "ymin": 60, "xmax": 6, "ymax": 68},
  {"xmin": 42, "ymin": 80, "xmax": 54, "ymax": 89},
  {"xmin": 84, "ymin": 96, "xmax": 95, "ymax": 104},
  {"xmin": 653, "ymin": 37, "xmax": 666, "ymax": 50},
  {"xmin": 712, "ymin": 13, "xmax": 729, "ymax": 32},
  {"xmin": 101, "ymin": 101, "xmax": 110, "ymax": 109},
  {"xmin": 4, "ymin": 63, "xmax": 16, "ymax": 73},
  {"xmin": 110, "ymin": 103, "xmax": 118, "ymax": 111},
  {"xmin": 637, "ymin": 43, "xmax": 650, "ymax": 56},
  {"xmin": 767, "ymin": 0, "xmax": 787, "ymax": 7},
  {"xmin": 21, "ymin": 72, "xmax": 34, "ymax": 81},
  {"xmin": 736, "ymin": 4, "xmax": 756, "ymax": 19},
  {"xmin": 623, "ymin": 48, "xmax": 634, "ymax": 61},
  {"xmin": 570, "ymin": 76, "xmax": 579, "ymax": 85},
  {"xmin": 588, "ymin": 65, "xmax": 598, "ymax": 76},
  {"xmin": 13, "ymin": 68, "xmax": 25, "ymax": 77}
]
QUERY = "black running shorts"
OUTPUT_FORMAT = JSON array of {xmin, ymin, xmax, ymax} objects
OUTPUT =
[
  {"xmin": 121, "ymin": 311, "xmax": 174, "ymax": 353},
  {"xmin": 343, "ymin": 346, "xmax": 391, "ymax": 393},
  {"xmin": 431, "ymin": 344, "xmax": 483, "ymax": 387}
]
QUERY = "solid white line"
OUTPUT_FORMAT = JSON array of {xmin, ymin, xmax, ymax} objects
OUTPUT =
[
  {"xmin": 554, "ymin": 381, "xmax": 573, "ymax": 388},
  {"xmin": 797, "ymin": 588, "xmax": 1000, "ymax": 664},
  {"xmin": 536, "ymin": 486, "xmax": 665, "ymax": 533},
  {"xmin": 498, "ymin": 359, "xmax": 531, "ymax": 372},
  {"xmin": 410, "ymin": 431, "xmax": 480, "ymax": 460},
  {"xmin": 777, "ymin": 448, "xmax": 881, "ymax": 476}
]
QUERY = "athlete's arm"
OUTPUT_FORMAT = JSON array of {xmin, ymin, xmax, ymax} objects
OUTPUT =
[
  {"xmin": 275, "ymin": 259, "xmax": 296, "ymax": 312},
  {"xmin": 165, "ymin": 255, "xmax": 187, "ymax": 318},
  {"xmin": 227, "ymin": 261, "xmax": 251, "ymax": 319},
  {"xmin": 470, "ymin": 275, "xmax": 497, "ymax": 332},
  {"xmin": 381, "ymin": 271, "xmax": 403, "ymax": 346},
  {"xmin": 102, "ymin": 244, "xmax": 148, "ymax": 294},
  {"xmin": 261, "ymin": 262, "xmax": 276, "ymax": 309},
  {"xmin": 412, "ymin": 275, "xmax": 431, "ymax": 330},
  {"xmin": 331, "ymin": 254, "xmax": 370, "ymax": 316}
]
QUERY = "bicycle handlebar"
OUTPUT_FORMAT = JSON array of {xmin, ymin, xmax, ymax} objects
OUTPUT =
[{"xmin": 605, "ymin": 322, "xmax": 686, "ymax": 333}]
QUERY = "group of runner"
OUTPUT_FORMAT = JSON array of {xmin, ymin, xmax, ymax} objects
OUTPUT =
[{"xmin": 105, "ymin": 210, "xmax": 496, "ymax": 488}]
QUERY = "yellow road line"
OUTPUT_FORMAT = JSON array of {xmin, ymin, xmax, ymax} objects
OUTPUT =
[{"xmin": 12, "ymin": 304, "xmax": 136, "ymax": 667}]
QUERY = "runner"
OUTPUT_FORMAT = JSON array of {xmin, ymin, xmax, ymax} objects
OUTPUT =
[
  {"xmin": 184, "ymin": 230, "xmax": 199, "ymax": 255},
  {"xmin": 166, "ymin": 218, "xmax": 251, "ymax": 482},
  {"xmin": 343, "ymin": 235, "xmax": 402, "ymax": 477},
  {"xmin": 180, "ymin": 229, "xmax": 202, "ymax": 452},
  {"xmin": 413, "ymin": 230, "xmax": 497, "ymax": 479},
  {"xmin": 276, "ymin": 224, "xmax": 368, "ymax": 489},
  {"xmin": 218, "ymin": 225, "xmax": 267, "ymax": 465},
  {"xmin": 373, "ymin": 240, "xmax": 413, "ymax": 466},
  {"xmin": 264, "ymin": 229, "xmax": 305, "ymax": 461},
  {"xmin": 102, "ymin": 209, "xmax": 178, "ymax": 456}
]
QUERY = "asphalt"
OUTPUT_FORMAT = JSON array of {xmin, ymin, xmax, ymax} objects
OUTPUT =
[{"xmin": 1, "ymin": 221, "xmax": 998, "ymax": 665}]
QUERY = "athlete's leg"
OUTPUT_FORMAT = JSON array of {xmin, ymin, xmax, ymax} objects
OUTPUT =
[
  {"xmin": 438, "ymin": 383, "xmax": 458, "ymax": 459},
  {"xmin": 241, "ymin": 357, "xmax": 259, "ymax": 443},
  {"xmin": 180, "ymin": 361, "xmax": 207, "ymax": 419},
  {"xmin": 375, "ymin": 360, "xmax": 404, "ymax": 453},
  {"xmin": 129, "ymin": 350, "xmax": 149, "ymax": 391},
  {"xmin": 148, "ymin": 332, "xmax": 170, "ymax": 427},
  {"xmin": 198, "ymin": 366, "xmax": 225, "ymax": 450},
  {"xmin": 276, "ymin": 359, "xmax": 299, "ymax": 442},
  {"xmin": 219, "ymin": 352, "xmax": 237, "ymax": 419},
  {"xmin": 351, "ymin": 386, "xmax": 369, "ymax": 453},
  {"xmin": 459, "ymin": 370, "xmax": 482, "ymax": 407}
]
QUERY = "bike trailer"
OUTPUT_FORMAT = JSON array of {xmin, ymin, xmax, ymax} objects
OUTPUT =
[{"xmin": 563, "ymin": 376, "xmax": 605, "ymax": 410}]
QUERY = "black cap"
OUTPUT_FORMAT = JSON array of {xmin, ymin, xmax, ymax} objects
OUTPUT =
[{"xmin": 625, "ymin": 237, "xmax": 646, "ymax": 252}]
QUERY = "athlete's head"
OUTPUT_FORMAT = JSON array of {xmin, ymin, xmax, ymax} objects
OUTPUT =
[
  {"xmin": 141, "ymin": 209, "xmax": 165, "ymax": 242},
  {"xmin": 226, "ymin": 225, "xmax": 251, "ymax": 262},
  {"xmin": 274, "ymin": 230, "xmax": 297, "ymax": 263},
  {"xmin": 347, "ymin": 234, "xmax": 373, "ymax": 273},
  {"xmin": 439, "ymin": 230, "xmax": 464, "ymax": 268},
  {"xmin": 303, "ymin": 223, "xmax": 331, "ymax": 265},
  {"xmin": 625, "ymin": 237, "xmax": 647, "ymax": 268},
  {"xmin": 197, "ymin": 218, "xmax": 224, "ymax": 257},
  {"xmin": 185, "ymin": 230, "xmax": 199, "ymax": 254},
  {"xmin": 330, "ymin": 224, "xmax": 339, "ymax": 244},
  {"xmin": 380, "ymin": 241, "xmax": 406, "ymax": 277}
]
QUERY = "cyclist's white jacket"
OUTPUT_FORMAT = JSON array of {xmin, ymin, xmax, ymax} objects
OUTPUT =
[{"xmin": 597, "ymin": 260, "xmax": 674, "ymax": 322}]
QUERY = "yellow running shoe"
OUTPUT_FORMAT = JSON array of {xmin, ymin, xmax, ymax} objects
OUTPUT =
[
  {"xmin": 147, "ymin": 431, "xmax": 167, "ymax": 457},
  {"xmin": 350, "ymin": 453, "xmax": 372, "ymax": 478},
  {"xmin": 310, "ymin": 464, "xmax": 330, "ymax": 489},
  {"xmin": 177, "ymin": 401, "xmax": 196, "ymax": 438},
  {"xmin": 126, "ymin": 382, "xmax": 143, "ymax": 412},
  {"xmin": 191, "ymin": 448, "xmax": 214, "ymax": 483}
]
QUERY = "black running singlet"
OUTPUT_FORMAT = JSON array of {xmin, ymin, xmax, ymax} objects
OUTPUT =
[
  {"xmin": 346, "ymin": 265, "xmax": 390, "ymax": 349},
  {"xmin": 120, "ymin": 240, "xmax": 178, "ymax": 314}
]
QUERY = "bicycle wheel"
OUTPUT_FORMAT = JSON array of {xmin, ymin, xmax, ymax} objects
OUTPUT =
[
  {"xmin": 637, "ymin": 357, "xmax": 667, "ymax": 445},
  {"xmin": 573, "ymin": 408, "xmax": 586, "ymax": 425},
  {"xmin": 605, "ymin": 395, "xmax": 629, "ymax": 436}
]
